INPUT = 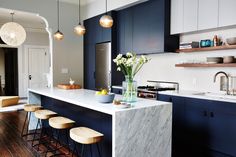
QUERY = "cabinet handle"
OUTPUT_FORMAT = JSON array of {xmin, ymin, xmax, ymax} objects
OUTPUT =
[
  {"xmin": 210, "ymin": 112, "xmax": 214, "ymax": 118},
  {"xmin": 203, "ymin": 111, "xmax": 208, "ymax": 117}
]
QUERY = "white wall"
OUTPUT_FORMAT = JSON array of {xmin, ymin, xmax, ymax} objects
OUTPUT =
[
  {"xmin": 0, "ymin": 48, "xmax": 4, "ymax": 85},
  {"xmin": 0, "ymin": 0, "xmax": 83, "ymax": 87},
  {"xmin": 135, "ymin": 27, "xmax": 236, "ymax": 93}
]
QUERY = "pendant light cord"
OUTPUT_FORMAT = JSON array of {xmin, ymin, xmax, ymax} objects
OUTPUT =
[
  {"xmin": 105, "ymin": 0, "xmax": 108, "ymax": 14},
  {"xmin": 10, "ymin": 12, "xmax": 14, "ymax": 22},
  {"xmin": 78, "ymin": 0, "xmax": 81, "ymax": 24},
  {"xmin": 57, "ymin": 0, "xmax": 60, "ymax": 30}
]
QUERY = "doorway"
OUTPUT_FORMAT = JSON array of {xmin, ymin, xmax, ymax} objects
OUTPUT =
[{"xmin": 0, "ymin": 47, "xmax": 18, "ymax": 96}]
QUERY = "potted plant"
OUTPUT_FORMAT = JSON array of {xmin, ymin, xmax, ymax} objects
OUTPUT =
[{"xmin": 113, "ymin": 52, "xmax": 149, "ymax": 102}]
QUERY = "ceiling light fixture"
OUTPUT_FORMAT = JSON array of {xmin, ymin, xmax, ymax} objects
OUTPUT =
[
  {"xmin": 54, "ymin": 0, "xmax": 64, "ymax": 40},
  {"xmin": 0, "ymin": 12, "xmax": 26, "ymax": 47},
  {"xmin": 74, "ymin": 0, "xmax": 86, "ymax": 35},
  {"xmin": 99, "ymin": 0, "xmax": 113, "ymax": 28}
]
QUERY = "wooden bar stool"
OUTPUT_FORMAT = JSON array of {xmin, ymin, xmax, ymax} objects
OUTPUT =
[
  {"xmin": 46, "ymin": 116, "xmax": 75, "ymax": 156},
  {"xmin": 32, "ymin": 109, "xmax": 57, "ymax": 149},
  {"xmin": 21, "ymin": 104, "xmax": 42, "ymax": 138},
  {"xmin": 70, "ymin": 127, "xmax": 104, "ymax": 157}
]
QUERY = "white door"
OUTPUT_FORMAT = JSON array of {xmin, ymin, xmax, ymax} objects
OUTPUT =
[
  {"xmin": 28, "ymin": 47, "xmax": 49, "ymax": 89},
  {"xmin": 171, "ymin": 0, "xmax": 184, "ymax": 34}
]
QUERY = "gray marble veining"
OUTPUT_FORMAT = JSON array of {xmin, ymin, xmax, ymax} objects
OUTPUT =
[{"xmin": 115, "ymin": 104, "xmax": 172, "ymax": 157}]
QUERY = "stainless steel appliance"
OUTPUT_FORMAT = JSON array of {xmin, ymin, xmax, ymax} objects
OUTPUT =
[
  {"xmin": 137, "ymin": 81, "xmax": 179, "ymax": 100},
  {"xmin": 95, "ymin": 42, "xmax": 111, "ymax": 90}
]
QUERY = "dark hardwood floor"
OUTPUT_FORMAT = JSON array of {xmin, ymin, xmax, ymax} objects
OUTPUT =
[{"xmin": 0, "ymin": 111, "xmax": 74, "ymax": 157}]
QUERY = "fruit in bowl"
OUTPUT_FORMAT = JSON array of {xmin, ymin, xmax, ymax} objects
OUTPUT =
[{"xmin": 95, "ymin": 89, "xmax": 115, "ymax": 103}]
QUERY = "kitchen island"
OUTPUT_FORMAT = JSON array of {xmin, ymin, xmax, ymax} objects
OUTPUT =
[{"xmin": 28, "ymin": 88, "xmax": 172, "ymax": 157}]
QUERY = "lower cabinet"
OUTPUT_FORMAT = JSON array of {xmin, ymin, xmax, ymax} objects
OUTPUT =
[{"xmin": 158, "ymin": 94, "xmax": 236, "ymax": 157}]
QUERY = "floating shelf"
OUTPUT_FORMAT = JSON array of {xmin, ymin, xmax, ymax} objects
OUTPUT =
[
  {"xmin": 175, "ymin": 63, "xmax": 236, "ymax": 67},
  {"xmin": 176, "ymin": 45, "xmax": 236, "ymax": 53}
]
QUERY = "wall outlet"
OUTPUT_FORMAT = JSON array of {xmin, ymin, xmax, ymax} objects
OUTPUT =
[{"xmin": 61, "ymin": 68, "xmax": 69, "ymax": 74}]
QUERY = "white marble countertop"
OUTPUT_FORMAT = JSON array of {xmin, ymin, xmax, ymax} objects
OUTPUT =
[
  {"xmin": 28, "ymin": 87, "xmax": 170, "ymax": 115},
  {"xmin": 159, "ymin": 90, "xmax": 236, "ymax": 103}
]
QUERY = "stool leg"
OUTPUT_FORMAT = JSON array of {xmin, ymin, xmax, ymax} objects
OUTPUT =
[
  {"xmin": 37, "ymin": 120, "xmax": 43, "ymax": 151},
  {"xmin": 66, "ymin": 129, "xmax": 71, "ymax": 155},
  {"xmin": 90, "ymin": 145, "xmax": 93, "ymax": 157},
  {"xmin": 32, "ymin": 119, "xmax": 39, "ymax": 146},
  {"xmin": 21, "ymin": 112, "xmax": 28, "ymax": 137},
  {"xmin": 96, "ymin": 143, "xmax": 102, "ymax": 157},
  {"xmin": 81, "ymin": 144, "xmax": 85, "ymax": 157},
  {"xmin": 72, "ymin": 141, "xmax": 79, "ymax": 157}
]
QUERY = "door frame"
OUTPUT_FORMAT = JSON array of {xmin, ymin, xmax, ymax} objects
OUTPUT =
[{"xmin": 20, "ymin": 45, "xmax": 50, "ymax": 96}]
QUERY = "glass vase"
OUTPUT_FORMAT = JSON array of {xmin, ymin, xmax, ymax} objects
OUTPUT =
[{"xmin": 122, "ymin": 75, "xmax": 137, "ymax": 103}]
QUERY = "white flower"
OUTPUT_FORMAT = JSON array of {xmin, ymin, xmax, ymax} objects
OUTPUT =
[
  {"xmin": 126, "ymin": 52, "xmax": 133, "ymax": 58},
  {"xmin": 117, "ymin": 67, "xmax": 121, "ymax": 71}
]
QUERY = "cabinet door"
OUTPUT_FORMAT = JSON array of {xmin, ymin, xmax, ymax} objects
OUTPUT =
[
  {"xmin": 219, "ymin": 0, "xmax": 236, "ymax": 27},
  {"xmin": 198, "ymin": 0, "xmax": 218, "ymax": 30},
  {"xmin": 183, "ymin": 0, "xmax": 198, "ymax": 32},
  {"xmin": 184, "ymin": 98, "xmax": 209, "ymax": 155},
  {"xmin": 84, "ymin": 44, "xmax": 95, "ymax": 90},
  {"xmin": 132, "ymin": 0, "xmax": 164, "ymax": 54},
  {"xmin": 208, "ymin": 101, "xmax": 236, "ymax": 156},
  {"xmin": 171, "ymin": 0, "xmax": 184, "ymax": 34},
  {"xmin": 117, "ymin": 9, "xmax": 133, "ymax": 54}
]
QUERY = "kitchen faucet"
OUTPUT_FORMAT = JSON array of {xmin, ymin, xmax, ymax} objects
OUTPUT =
[{"xmin": 213, "ymin": 71, "xmax": 230, "ymax": 95}]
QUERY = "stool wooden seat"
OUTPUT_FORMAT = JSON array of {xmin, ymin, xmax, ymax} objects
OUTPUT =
[
  {"xmin": 24, "ymin": 104, "xmax": 42, "ymax": 112},
  {"xmin": 49, "ymin": 116, "xmax": 75, "ymax": 129},
  {"xmin": 70, "ymin": 127, "xmax": 103, "ymax": 145},
  {"xmin": 21, "ymin": 104, "xmax": 42, "ymax": 137},
  {"xmin": 35, "ymin": 109, "xmax": 57, "ymax": 120}
]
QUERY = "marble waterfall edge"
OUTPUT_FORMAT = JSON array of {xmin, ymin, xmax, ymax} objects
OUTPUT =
[{"xmin": 115, "ymin": 104, "xmax": 172, "ymax": 157}]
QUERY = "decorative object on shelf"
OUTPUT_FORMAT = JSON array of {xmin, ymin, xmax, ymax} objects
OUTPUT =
[
  {"xmin": 54, "ymin": 0, "xmax": 64, "ymax": 40},
  {"xmin": 226, "ymin": 37, "xmax": 236, "ymax": 45},
  {"xmin": 0, "ymin": 12, "xmax": 26, "ymax": 47},
  {"xmin": 207, "ymin": 57, "xmax": 223, "ymax": 64},
  {"xmin": 200, "ymin": 39, "xmax": 212, "ymax": 47},
  {"xmin": 99, "ymin": 0, "xmax": 113, "ymax": 28},
  {"xmin": 69, "ymin": 78, "xmax": 75, "ymax": 85},
  {"xmin": 179, "ymin": 41, "xmax": 199, "ymax": 50},
  {"xmin": 113, "ymin": 52, "xmax": 149, "ymax": 103},
  {"xmin": 74, "ymin": 0, "xmax": 86, "ymax": 35},
  {"xmin": 223, "ymin": 56, "xmax": 235, "ymax": 64}
]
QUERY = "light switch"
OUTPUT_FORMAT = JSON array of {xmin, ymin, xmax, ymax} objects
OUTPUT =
[{"xmin": 61, "ymin": 68, "xmax": 68, "ymax": 74}]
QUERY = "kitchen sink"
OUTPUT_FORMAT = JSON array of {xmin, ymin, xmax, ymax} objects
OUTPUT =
[{"xmin": 192, "ymin": 92, "xmax": 236, "ymax": 100}]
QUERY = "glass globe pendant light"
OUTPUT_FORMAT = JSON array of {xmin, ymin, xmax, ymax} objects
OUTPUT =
[
  {"xmin": 74, "ymin": 0, "xmax": 86, "ymax": 35},
  {"xmin": 99, "ymin": 0, "xmax": 113, "ymax": 28},
  {"xmin": 54, "ymin": 0, "xmax": 64, "ymax": 40},
  {"xmin": 0, "ymin": 12, "xmax": 26, "ymax": 47}
]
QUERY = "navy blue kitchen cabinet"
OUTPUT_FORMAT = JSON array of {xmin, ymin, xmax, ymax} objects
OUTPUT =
[
  {"xmin": 116, "ymin": 9, "xmax": 133, "ymax": 54},
  {"xmin": 84, "ymin": 14, "xmax": 113, "ymax": 90},
  {"xmin": 116, "ymin": 0, "xmax": 179, "ymax": 55},
  {"xmin": 158, "ymin": 94, "xmax": 236, "ymax": 157}
]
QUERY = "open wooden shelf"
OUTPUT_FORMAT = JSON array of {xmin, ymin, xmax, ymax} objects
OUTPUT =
[
  {"xmin": 176, "ymin": 45, "xmax": 236, "ymax": 53},
  {"xmin": 175, "ymin": 63, "xmax": 236, "ymax": 67}
]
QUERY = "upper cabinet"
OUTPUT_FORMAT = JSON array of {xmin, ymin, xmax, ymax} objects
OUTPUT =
[
  {"xmin": 219, "ymin": 0, "xmax": 236, "ymax": 27},
  {"xmin": 198, "ymin": 0, "xmax": 218, "ymax": 30},
  {"xmin": 183, "ymin": 0, "xmax": 198, "ymax": 32},
  {"xmin": 170, "ymin": 0, "xmax": 184, "ymax": 34},
  {"xmin": 171, "ymin": 0, "xmax": 236, "ymax": 34},
  {"xmin": 117, "ymin": 0, "xmax": 179, "ymax": 54}
]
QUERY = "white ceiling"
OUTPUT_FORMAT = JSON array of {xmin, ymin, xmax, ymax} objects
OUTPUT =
[{"xmin": 0, "ymin": 8, "xmax": 47, "ymax": 33}]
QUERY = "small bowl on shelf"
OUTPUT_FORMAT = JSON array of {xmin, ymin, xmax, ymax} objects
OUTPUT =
[
  {"xmin": 226, "ymin": 37, "xmax": 236, "ymax": 45},
  {"xmin": 95, "ymin": 93, "xmax": 115, "ymax": 103},
  {"xmin": 206, "ymin": 57, "xmax": 223, "ymax": 64},
  {"xmin": 223, "ymin": 56, "xmax": 235, "ymax": 63}
]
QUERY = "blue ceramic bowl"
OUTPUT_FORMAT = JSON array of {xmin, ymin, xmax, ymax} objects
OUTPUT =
[{"xmin": 95, "ymin": 93, "xmax": 115, "ymax": 103}]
